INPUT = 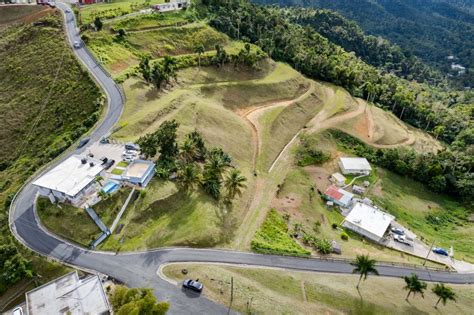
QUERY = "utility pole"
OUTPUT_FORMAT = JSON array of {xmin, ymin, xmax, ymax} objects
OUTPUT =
[
  {"xmin": 423, "ymin": 239, "xmax": 435, "ymax": 266},
  {"xmin": 227, "ymin": 276, "xmax": 234, "ymax": 315}
]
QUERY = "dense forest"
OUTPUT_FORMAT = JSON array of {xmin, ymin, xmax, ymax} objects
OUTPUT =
[
  {"xmin": 284, "ymin": 8, "xmax": 446, "ymax": 86},
  {"xmin": 201, "ymin": 0, "xmax": 473, "ymax": 202},
  {"xmin": 252, "ymin": 0, "xmax": 474, "ymax": 87}
]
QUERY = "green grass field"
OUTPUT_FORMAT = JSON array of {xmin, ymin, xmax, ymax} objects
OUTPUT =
[
  {"xmin": 110, "ymin": 11, "xmax": 190, "ymax": 31},
  {"xmin": 369, "ymin": 169, "xmax": 474, "ymax": 263},
  {"xmin": 37, "ymin": 188, "xmax": 132, "ymax": 247},
  {"xmin": 163, "ymin": 264, "xmax": 474, "ymax": 315},
  {"xmin": 79, "ymin": 0, "xmax": 165, "ymax": 24},
  {"xmin": 100, "ymin": 179, "xmax": 236, "ymax": 250},
  {"xmin": 86, "ymin": 22, "xmax": 229, "ymax": 76}
]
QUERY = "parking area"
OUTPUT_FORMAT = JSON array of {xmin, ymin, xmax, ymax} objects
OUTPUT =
[
  {"xmin": 86, "ymin": 142, "xmax": 124, "ymax": 170},
  {"xmin": 381, "ymin": 222, "xmax": 453, "ymax": 267}
]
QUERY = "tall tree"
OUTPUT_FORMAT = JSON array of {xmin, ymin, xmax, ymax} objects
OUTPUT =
[
  {"xmin": 109, "ymin": 285, "xmax": 169, "ymax": 315},
  {"xmin": 194, "ymin": 44, "xmax": 205, "ymax": 69},
  {"xmin": 432, "ymin": 283, "xmax": 456, "ymax": 308},
  {"xmin": 224, "ymin": 169, "xmax": 247, "ymax": 201},
  {"xmin": 139, "ymin": 55, "xmax": 152, "ymax": 83},
  {"xmin": 156, "ymin": 120, "xmax": 179, "ymax": 163},
  {"xmin": 94, "ymin": 17, "xmax": 103, "ymax": 31},
  {"xmin": 351, "ymin": 254, "xmax": 379, "ymax": 289},
  {"xmin": 176, "ymin": 162, "xmax": 201, "ymax": 192},
  {"xmin": 180, "ymin": 138, "xmax": 198, "ymax": 163},
  {"xmin": 403, "ymin": 273, "xmax": 428, "ymax": 301}
]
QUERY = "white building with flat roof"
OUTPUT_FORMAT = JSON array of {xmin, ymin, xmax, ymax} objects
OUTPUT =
[
  {"xmin": 33, "ymin": 155, "xmax": 104, "ymax": 206},
  {"xmin": 25, "ymin": 271, "xmax": 110, "ymax": 315},
  {"xmin": 342, "ymin": 202, "xmax": 394, "ymax": 242},
  {"xmin": 122, "ymin": 159, "xmax": 155, "ymax": 187},
  {"xmin": 338, "ymin": 157, "xmax": 372, "ymax": 175}
]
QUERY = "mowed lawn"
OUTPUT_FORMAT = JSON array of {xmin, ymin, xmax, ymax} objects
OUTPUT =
[
  {"xmin": 37, "ymin": 189, "xmax": 132, "ymax": 247},
  {"xmin": 163, "ymin": 264, "xmax": 474, "ymax": 315},
  {"xmin": 369, "ymin": 169, "xmax": 474, "ymax": 263}
]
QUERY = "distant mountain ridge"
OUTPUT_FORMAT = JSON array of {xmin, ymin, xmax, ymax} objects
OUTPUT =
[{"xmin": 252, "ymin": 0, "xmax": 474, "ymax": 86}]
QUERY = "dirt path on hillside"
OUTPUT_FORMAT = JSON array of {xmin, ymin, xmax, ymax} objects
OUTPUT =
[{"xmin": 237, "ymin": 82, "xmax": 315, "ymax": 171}]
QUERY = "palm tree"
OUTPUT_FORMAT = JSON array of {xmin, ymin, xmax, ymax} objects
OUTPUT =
[
  {"xmin": 176, "ymin": 163, "xmax": 200, "ymax": 192},
  {"xmin": 432, "ymin": 283, "xmax": 456, "ymax": 308},
  {"xmin": 352, "ymin": 255, "xmax": 379, "ymax": 289},
  {"xmin": 194, "ymin": 44, "xmax": 205, "ymax": 70},
  {"xmin": 404, "ymin": 273, "xmax": 427, "ymax": 301},
  {"xmin": 180, "ymin": 138, "xmax": 198, "ymax": 163},
  {"xmin": 224, "ymin": 169, "xmax": 247, "ymax": 201}
]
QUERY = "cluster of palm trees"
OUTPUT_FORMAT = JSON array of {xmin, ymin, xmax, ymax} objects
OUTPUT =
[
  {"xmin": 352, "ymin": 255, "xmax": 456, "ymax": 308},
  {"xmin": 177, "ymin": 134, "xmax": 247, "ymax": 203},
  {"xmin": 171, "ymin": 130, "xmax": 246, "ymax": 203}
]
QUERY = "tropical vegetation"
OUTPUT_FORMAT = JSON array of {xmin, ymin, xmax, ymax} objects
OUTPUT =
[
  {"xmin": 351, "ymin": 254, "xmax": 379, "ymax": 289},
  {"xmin": 109, "ymin": 285, "xmax": 169, "ymax": 315},
  {"xmin": 251, "ymin": 209, "xmax": 310, "ymax": 256}
]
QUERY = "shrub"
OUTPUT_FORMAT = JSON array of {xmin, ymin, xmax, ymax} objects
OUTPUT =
[
  {"xmin": 316, "ymin": 239, "xmax": 332, "ymax": 254},
  {"xmin": 251, "ymin": 210, "xmax": 310, "ymax": 256},
  {"xmin": 332, "ymin": 223, "xmax": 338, "ymax": 229},
  {"xmin": 341, "ymin": 231, "xmax": 349, "ymax": 241}
]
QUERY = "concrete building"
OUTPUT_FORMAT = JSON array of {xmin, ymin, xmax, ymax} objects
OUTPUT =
[
  {"xmin": 330, "ymin": 172, "xmax": 346, "ymax": 187},
  {"xmin": 323, "ymin": 185, "xmax": 354, "ymax": 208},
  {"xmin": 342, "ymin": 202, "xmax": 395, "ymax": 242},
  {"xmin": 25, "ymin": 271, "xmax": 110, "ymax": 315},
  {"xmin": 338, "ymin": 157, "xmax": 372, "ymax": 175},
  {"xmin": 152, "ymin": 0, "xmax": 188, "ymax": 12},
  {"xmin": 33, "ymin": 155, "xmax": 104, "ymax": 206},
  {"xmin": 122, "ymin": 159, "xmax": 155, "ymax": 187}
]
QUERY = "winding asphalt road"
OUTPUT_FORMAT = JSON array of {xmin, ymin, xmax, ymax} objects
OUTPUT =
[{"xmin": 8, "ymin": 3, "xmax": 474, "ymax": 314}]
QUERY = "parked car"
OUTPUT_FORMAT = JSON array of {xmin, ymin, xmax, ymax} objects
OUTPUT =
[
  {"xmin": 12, "ymin": 307, "xmax": 23, "ymax": 315},
  {"xmin": 123, "ymin": 150, "xmax": 138, "ymax": 156},
  {"xmin": 391, "ymin": 227, "xmax": 405, "ymax": 235},
  {"xmin": 125, "ymin": 143, "xmax": 139, "ymax": 151},
  {"xmin": 433, "ymin": 247, "xmax": 449, "ymax": 256},
  {"xmin": 123, "ymin": 157, "xmax": 134, "ymax": 163},
  {"xmin": 104, "ymin": 159, "xmax": 115, "ymax": 170},
  {"xmin": 100, "ymin": 137, "xmax": 110, "ymax": 144},
  {"xmin": 73, "ymin": 41, "xmax": 81, "ymax": 49},
  {"xmin": 394, "ymin": 234, "xmax": 413, "ymax": 246},
  {"xmin": 65, "ymin": 8, "xmax": 71, "ymax": 13},
  {"xmin": 77, "ymin": 138, "xmax": 90, "ymax": 148},
  {"xmin": 100, "ymin": 157, "xmax": 108, "ymax": 165},
  {"xmin": 182, "ymin": 279, "xmax": 203, "ymax": 292}
]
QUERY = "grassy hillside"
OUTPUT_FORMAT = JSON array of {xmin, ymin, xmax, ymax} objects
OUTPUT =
[
  {"xmin": 164, "ymin": 264, "xmax": 474, "ymax": 314},
  {"xmin": 0, "ymin": 10, "xmax": 101, "ymax": 300}
]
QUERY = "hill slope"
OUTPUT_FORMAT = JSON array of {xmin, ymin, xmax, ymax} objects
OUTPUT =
[{"xmin": 0, "ymin": 10, "xmax": 101, "ymax": 299}]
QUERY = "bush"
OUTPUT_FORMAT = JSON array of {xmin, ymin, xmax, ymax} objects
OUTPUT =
[
  {"xmin": 332, "ymin": 223, "xmax": 338, "ymax": 229},
  {"xmin": 251, "ymin": 210, "xmax": 310, "ymax": 256},
  {"xmin": 341, "ymin": 231, "xmax": 349, "ymax": 240},
  {"xmin": 295, "ymin": 135, "xmax": 330, "ymax": 166},
  {"xmin": 316, "ymin": 239, "xmax": 332, "ymax": 254}
]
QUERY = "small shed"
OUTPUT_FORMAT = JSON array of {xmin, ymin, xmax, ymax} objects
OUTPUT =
[
  {"xmin": 330, "ymin": 172, "xmax": 346, "ymax": 187},
  {"xmin": 323, "ymin": 185, "xmax": 354, "ymax": 208}
]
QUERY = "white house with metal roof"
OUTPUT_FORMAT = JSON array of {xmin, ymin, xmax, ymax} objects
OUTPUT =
[
  {"xmin": 33, "ymin": 155, "xmax": 104, "ymax": 206},
  {"xmin": 342, "ymin": 202, "xmax": 394, "ymax": 242},
  {"xmin": 338, "ymin": 157, "xmax": 372, "ymax": 175}
]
